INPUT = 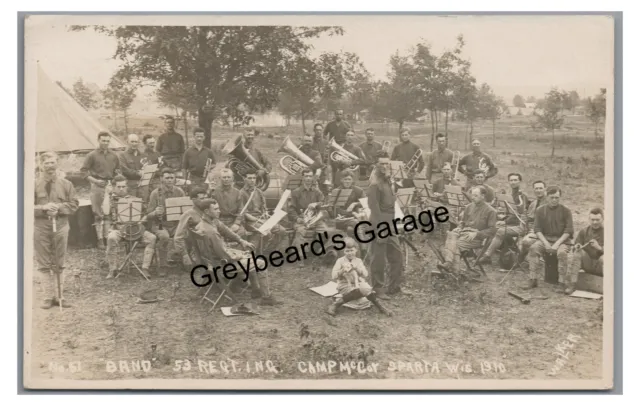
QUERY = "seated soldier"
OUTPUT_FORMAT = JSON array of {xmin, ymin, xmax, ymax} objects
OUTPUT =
[
  {"xmin": 332, "ymin": 169, "xmax": 365, "ymax": 235},
  {"xmin": 525, "ymin": 186, "xmax": 573, "ymax": 293},
  {"xmin": 565, "ymin": 207, "xmax": 604, "ymax": 294},
  {"xmin": 210, "ymin": 168, "xmax": 245, "ymax": 235},
  {"xmin": 438, "ymin": 186, "xmax": 497, "ymax": 275},
  {"xmin": 331, "ymin": 130, "xmax": 366, "ymax": 187},
  {"xmin": 518, "ymin": 180, "xmax": 548, "ymax": 269},
  {"xmin": 466, "ymin": 169, "xmax": 495, "ymax": 204},
  {"xmin": 326, "ymin": 237, "xmax": 392, "ymax": 317},
  {"xmin": 146, "ymin": 167, "xmax": 186, "ymax": 276},
  {"xmin": 479, "ymin": 173, "xmax": 529, "ymax": 265},
  {"xmin": 194, "ymin": 198, "xmax": 256, "ymax": 298},
  {"xmin": 432, "ymin": 162, "xmax": 459, "ymax": 196},
  {"xmin": 173, "ymin": 187, "xmax": 208, "ymax": 272},
  {"xmin": 240, "ymin": 170, "xmax": 285, "ymax": 305},
  {"xmin": 106, "ymin": 175, "xmax": 157, "ymax": 279}
]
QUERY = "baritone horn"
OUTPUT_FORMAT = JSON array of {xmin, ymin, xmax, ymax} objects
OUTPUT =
[
  {"xmin": 328, "ymin": 138, "xmax": 359, "ymax": 171},
  {"xmin": 278, "ymin": 136, "xmax": 315, "ymax": 175},
  {"xmin": 222, "ymin": 135, "xmax": 270, "ymax": 191}
]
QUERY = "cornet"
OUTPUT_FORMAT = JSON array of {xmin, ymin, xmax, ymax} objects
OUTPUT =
[{"xmin": 328, "ymin": 138, "xmax": 360, "ymax": 171}]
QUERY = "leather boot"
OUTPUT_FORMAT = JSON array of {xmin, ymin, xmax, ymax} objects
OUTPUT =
[
  {"xmin": 366, "ymin": 292, "xmax": 393, "ymax": 317},
  {"xmin": 326, "ymin": 298, "xmax": 345, "ymax": 316}
]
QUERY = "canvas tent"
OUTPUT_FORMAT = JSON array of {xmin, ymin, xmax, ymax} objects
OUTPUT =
[{"xmin": 34, "ymin": 65, "xmax": 126, "ymax": 153}]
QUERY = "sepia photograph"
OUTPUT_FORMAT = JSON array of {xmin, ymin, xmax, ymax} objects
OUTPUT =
[{"xmin": 22, "ymin": 13, "xmax": 616, "ymax": 391}]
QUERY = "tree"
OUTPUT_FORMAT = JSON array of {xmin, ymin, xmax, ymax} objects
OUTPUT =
[
  {"xmin": 568, "ymin": 90, "xmax": 580, "ymax": 114},
  {"xmin": 534, "ymin": 88, "xmax": 566, "ymax": 156},
  {"xmin": 585, "ymin": 88, "xmax": 606, "ymax": 140},
  {"xmin": 477, "ymin": 83, "xmax": 506, "ymax": 147},
  {"xmin": 513, "ymin": 94, "xmax": 526, "ymax": 108},
  {"xmin": 72, "ymin": 78, "xmax": 98, "ymax": 110},
  {"xmin": 102, "ymin": 75, "xmax": 137, "ymax": 135},
  {"xmin": 71, "ymin": 25, "xmax": 343, "ymax": 148},
  {"xmin": 156, "ymin": 82, "xmax": 200, "ymax": 146},
  {"xmin": 525, "ymin": 96, "xmax": 537, "ymax": 103},
  {"xmin": 456, "ymin": 82, "xmax": 481, "ymax": 149}
]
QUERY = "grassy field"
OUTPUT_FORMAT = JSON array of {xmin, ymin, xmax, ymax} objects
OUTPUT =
[{"xmin": 29, "ymin": 115, "xmax": 606, "ymax": 383}]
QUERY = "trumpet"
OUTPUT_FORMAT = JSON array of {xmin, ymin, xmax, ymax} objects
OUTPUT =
[
  {"xmin": 328, "ymin": 138, "xmax": 360, "ymax": 172},
  {"xmin": 278, "ymin": 136, "xmax": 315, "ymax": 175}
]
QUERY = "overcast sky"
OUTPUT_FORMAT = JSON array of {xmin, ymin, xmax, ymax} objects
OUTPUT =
[{"xmin": 25, "ymin": 14, "xmax": 614, "ymax": 103}]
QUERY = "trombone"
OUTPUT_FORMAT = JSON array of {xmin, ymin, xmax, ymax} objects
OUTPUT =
[{"xmin": 403, "ymin": 149, "xmax": 423, "ymax": 176}]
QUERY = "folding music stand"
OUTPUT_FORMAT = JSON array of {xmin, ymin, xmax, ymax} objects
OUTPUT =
[
  {"xmin": 395, "ymin": 187, "xmax": 415, "ymax": 213},
  {"xmin": 389, "ymin": 160, "xmax": 407, "ymax": 182},
  {"xmin": 113, "ymin": 198, "xmax": 150, "ymax": 281},
  {"xmin": 444, "ymin": 185, "xmax": 469, "ymax": 227},
  {"xmin": 138, "ymin": 164, "xmax": 158, "ymax": 188},
  {"xmin": 165, "ymin": 197, "xmax": 194, "ymax": 222},
  {"xmin": 327, "ymin": 188, "xmax": 352, "ymax": 217}
]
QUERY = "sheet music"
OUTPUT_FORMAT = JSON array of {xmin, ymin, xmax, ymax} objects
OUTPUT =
[
  {"xmin": 257, "ymin": 209, "xmax": 287, "ymax": 235},
  {"xmin": 358, "ymin": 197, "xmax": 371, "ymax": 218},
  {"xmin": 275, "ymin": 189, "xmax": 291, "ymax": 213}
]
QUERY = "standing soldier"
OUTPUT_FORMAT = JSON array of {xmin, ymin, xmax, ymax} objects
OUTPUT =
[
  {"xmin": 312, "ymin": 123, "xmax": 328, "ymax": 155},
  {"xmin": 367, "ymin": 153, "xmax": 405, "ymax": 299},
  {"xmin": 34, "ymin": 152, "xmax": 79, "ymax": 309},
  {"xmin": 81, "ymin": 131, "xmax": 120, "ymax": 249},
  {"xmin": 458, "ymin": 138, "xmax": 498, "ymax": 189},
  {"xmin": 359, "ymin": 128, "xmax": 383, "ymax": 179},
  {"xmin": 330, "ymin": 130, "xmax": 366, "ymax": 187},
  {"xmin": 425, "ymin": 133, "xmax": 454, "ymax": 184},
  {"xmin": 391, "ymin": 128, "xmax": 425, "ymax": 184},
  {"xmin": 156, "ymin": 116, "xmax": 185, "ymax": 171},
  {"xmin": 118, "ymin": 134, "xmax": 144, "ymax": 198},
  {"xmin": 140, "ymin": 134, "xmax": 160, "ymax": 203},
  {"xmin": 182, "ymin": 127, "xmax": 216, "ymax": 188},
  {"xmin": 324, "ymin": 109, "xmax": 352, "ymax": 144}
]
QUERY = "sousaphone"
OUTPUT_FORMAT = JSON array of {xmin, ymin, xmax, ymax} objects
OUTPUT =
[{"xmin": 222, "ymin": 135, "xmax": 270, "ymax": 191}]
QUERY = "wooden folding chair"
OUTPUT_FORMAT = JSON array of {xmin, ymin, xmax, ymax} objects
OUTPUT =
[{"xmin": 187, "ymin": 228, "xmax": 237, "ymax": 312}]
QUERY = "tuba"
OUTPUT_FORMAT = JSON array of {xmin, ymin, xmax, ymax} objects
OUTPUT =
[
  {"xmin": 222, "ymin": 135, "xmax": 270, "ymax": 191},
  {"xmin": 328, "ymin": 138, "xmax": 359, "ymax": 172},
  {"xmin": 278, "ymin": 136, "xmax": 316, "ymax": 175}
]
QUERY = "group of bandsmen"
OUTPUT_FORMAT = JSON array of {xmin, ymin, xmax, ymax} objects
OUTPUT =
[{"xmin": 33, "ymin": 111, "xmax": 605, "ymax": 316}]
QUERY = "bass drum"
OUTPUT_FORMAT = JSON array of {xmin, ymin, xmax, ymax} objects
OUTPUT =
[{"xmin": 263, "ymin": 176, "xmax": 284, "ymax": 213}]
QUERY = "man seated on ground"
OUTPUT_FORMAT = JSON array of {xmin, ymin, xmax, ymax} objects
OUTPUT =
[
  {"xmin": 332, "ymin": 169, "xmax": 366, "ymax": 235},
  {"xmin": 106, "ymin": 175, "xmax": 157, "ymax": 279},
  {"xmin": 210, "ymin": 168, "xmax": 245, "ymax": 235},
  {"xmin": 173, "ymin": 187, "xmax": 208, "ymax": 272},
  {"xmin": 438, "ymin": 186, "xmax": 497, "ymax": 276},
  {"xmin": 146, "ymin": 168, "xmax": 186, "ymax": 276},
  {"xmin": 467, "ymin": 169, "xmax": 495, "ymax": 204},
  {"xmin": 518, "ymin": 180, "xmax": 548, "ymax": 269},
  {"xmin": 525, "ymin": 186, "xmax": 573, "ymax": 294},
  {"xmin": 479, "ymin": 173, "xmax": 529, "ymax": 265},
  {"xmin": 565, "ymin": 207, "xmax": 604, "ymax": 294}
]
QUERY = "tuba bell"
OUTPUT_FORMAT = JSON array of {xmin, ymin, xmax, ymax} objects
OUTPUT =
[
  {"xmin": 278, "ymin": 136, "xmax": 316, "ymax": 175},
  {"xmin": 328, "ymin": 138, "xmax": 359, "ymax": 172},
  {"xmin": 222, "ymin": 135, "xmax": 270, "ymax": 191}
]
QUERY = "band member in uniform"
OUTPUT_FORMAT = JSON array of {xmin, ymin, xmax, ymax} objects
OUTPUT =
[
  {"xmin": 243, "ymin": 129, "xmax": 272, "ymax": 179},
  {"xmin": 240, "ymin": 171, "xmax": 285, "ymax": 305},
  {"xmin": 327, "ymin": 237, "xmax": 393, "ymax": 317},
  {"xmin": 312, "ymin": 123, "xmax": 328, "ymax": 154},
  {"xmin": 367, "ymin": 154, "xmax": 405, "ymax": 299},
  {"xmin": 324, "ymin": 109, "xmax": 351, "ymax": 144},
  {"xmin": 432, "ymin": 163, "xmax": 459, "ymax": 195},
  {"xmin": 518, "ymin": 180, "xmax": 548, "ymax": 269},
  {"xmin": 391, "ymin": 128, "xmax": 425, "ymax": 184},
  {"xmin": 146, "ymin": 167, "xmax": 186, "ymax": 276},
  {"xmin": 458, "ymin": 138, "xmax": 498, "ymax": 188},
  {"xmin": 479, "ymin": 173, "xmax": 529, "ymax": 265},
  {"xmin": 566, "ymin": 207, "xmax": 604, "ymax": 294},
  {"xmin": 81, "ymin": 131, "xmax": 120, "ymax": 249},
  {"xmin": 34, "ymin": 152, "xmax": 79, "ymax": 309},
  {"xmin": 297, "ymin": 133, "xmax": 324, "ymax": 172},
  {"xmin": 333, "ymin": 170, "xmax": 365, "ymax": 235},
  {"xmin": 331, "ymin": 130, "xmax": 366, "ymax": 187},
  {"xmin": 105, "ymin": 175, "xmax": 157, "ymax": 280},
  {"xmin": 425, "ymin": 133, "xmax": 454, "ymax": 184},
  {"xmin": 525, "ymin": 186, "xmax": 573, "ymax": 292},
  {"xmin": 140, "ymin": 134, "xmax": 160, "ymax": 204},
  {"xmin": 438, "ymin": 186, "xmax": 497, "ymax": 275},
  {"xmin": 182, "ymin": 127, "xmax": 216, "ymax": 188},
  {"xmin": 211, "ymin": 168, "xmax": 245, "ymax": 235},
  {"xmin": 469, "ymin": 169, "xmax": 496, "ymax": 204},
  {"xmin": 173, "ymin": 187, "xmax": 208, "ymax": 272},
  {"xmin": 289, "ymin": 168, "xmax": 332, "ymax": 252},
  {"xmin": 359, "ymin": 128, "xmax": 383, "ymax": 178},
  {"xmin": 156, "ymin": 116, "xmax": 185, "ymax": 170},
  {"xmin": 118, "ymin": 134, "xmax": 144, "ymax": 198}
]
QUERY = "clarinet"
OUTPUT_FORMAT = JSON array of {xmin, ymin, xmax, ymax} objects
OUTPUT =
[{"xmin": 157, "ymin": 186, "xmax": 165, "ymax": 231}]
